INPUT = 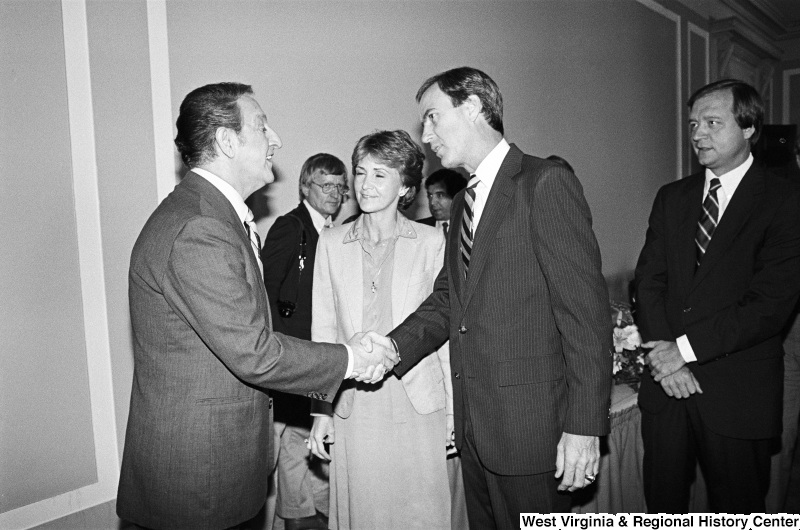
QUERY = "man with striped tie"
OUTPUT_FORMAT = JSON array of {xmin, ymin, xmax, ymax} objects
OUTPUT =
[
  {"xmin": 634, "ymin": 79, "xmax": 800, "ymax": 513},
  {"xmin": 118, "ymin": 83, "xmax": 395, "ymax": 529},
  {"xmin": 382, "ymin": 67, "xmax": 611, "ymax": 526}
]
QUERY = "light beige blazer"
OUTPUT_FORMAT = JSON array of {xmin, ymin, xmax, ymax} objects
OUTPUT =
[{"xmin": 312, "ymin": 213, "xmax": 449, "ymax": 418}]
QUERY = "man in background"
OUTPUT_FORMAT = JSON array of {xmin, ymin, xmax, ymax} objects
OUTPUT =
[
  {"xmin": 262, "ymin": 153, "xmax": 348, "ymax": 530},
  {"xmin": 385, "ymin": 67, "xmax": 611, "ymax": 527},
  {"xmin": 635, "ymin": 79, "xmax": 800, "ymax": 513},
  {"xmin": 117, "ymin": 82, "xmax": 394, "ymax": 529},
  {"xmin": 417, "ymin": 168, "xmax": 466, "ymax": 237}
]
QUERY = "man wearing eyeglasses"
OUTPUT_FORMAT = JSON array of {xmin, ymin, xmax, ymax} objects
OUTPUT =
[{"xmin": 261, "ymin": 153, "xmax": 348, "ymax": 530}]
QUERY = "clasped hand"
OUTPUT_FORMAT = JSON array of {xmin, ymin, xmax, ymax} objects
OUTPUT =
[
  {"xmin": 643, "ymin": 340, "xmax": 702, "ymax": 398},
  {"xmin": 347, "ymin": 331, "xmax": 399, "ymax": 383}
]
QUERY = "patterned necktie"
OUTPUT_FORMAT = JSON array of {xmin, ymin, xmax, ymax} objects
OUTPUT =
[
  {"xmin": 460, "ymin": 179, "xmax": 479, "ymax": 277},
  {"xmin": 695, "ymin": 177, "xmax": 722, "ymax": 267},
  {"xmin": 244, "ymin": 209, "xmax": 264, "ymax": 278}
]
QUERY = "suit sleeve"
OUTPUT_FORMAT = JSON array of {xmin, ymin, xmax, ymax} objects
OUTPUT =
[
  {"xmin": 261, "ymin": 215, "xmax": 298, "ymax": 333},
  {"xmin": 429, "ymin": 233, "xmax": 453, "ymax": 415},
  {"xmin": 633, "ymin": 187, "xmax": 674, "ymax": 342},
  {"xmin": 530, "ymin": 166, "xmax": 612, "ymax": 436},
  {"xmin": 687, "ymin": 186, "xmax": 800, "ymax": 362},
  {"xmin": 310, "ymin": 230, "xmax": 337, "ymax": 415},
  {"xmin": 163, "ymin": 216, "xmax": 346, "ymax": 401},
  {"xmin": 389, "ymin": 230, "xmax": 452, "ymax": 377}
]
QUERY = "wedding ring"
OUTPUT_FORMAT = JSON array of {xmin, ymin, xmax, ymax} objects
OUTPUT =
[{"xmin": 585, "ymin": 473, "xmax": 597, "ymax": 483}]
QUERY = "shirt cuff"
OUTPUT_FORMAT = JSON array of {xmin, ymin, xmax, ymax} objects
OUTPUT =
[
  {"xmin": 344, "ymin": 343, "xmax": 354, "ymax": 378},
  {"xmin": 676, "ymin": 334, "xmax": 697, "ymax": 363}
]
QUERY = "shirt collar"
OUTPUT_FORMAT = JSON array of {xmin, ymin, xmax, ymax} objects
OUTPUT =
[
  {"xmin": 472, "ymin": 138, "xmax": 510, "ymax": 189},
  {"xmin": 704, "ymin": 153, "xmax": 753, "ymax": 198},
  {"xmin": 343, "ymin": 210, "xmax": 418, "ymax": 243},
  {"xmin": 192, "ymin": 167, "xmax": 249, "ymax": 224},
  {"xmin": 303, "ymin": 200, "xmax": 331, "ymax": 233}
]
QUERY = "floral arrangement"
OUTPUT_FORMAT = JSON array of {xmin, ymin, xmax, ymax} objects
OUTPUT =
[{"xmin": 611, "ymin": 301, "xmax": 645, "ymax": 388}]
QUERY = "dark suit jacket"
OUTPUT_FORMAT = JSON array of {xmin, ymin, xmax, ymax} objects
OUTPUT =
[
  {"xmin": 417, "ymin": 215, "xmax": 436, "ymax": 226},
  {"xmin": 390, "ymin": 144, "xmax": 611, "ymax": 475},
  {"xmin": 117, "ymin": 173, "xmax": 347, "ymax": 529},
  {"xmin": 635, "ymin": 165, "xmax": 800, "ymax": 439},
  {"xmin": 262, "ymin": 203, "xmax": 319, "ymax": 426}
]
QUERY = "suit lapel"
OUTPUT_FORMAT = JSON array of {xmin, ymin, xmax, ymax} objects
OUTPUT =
[
  {"xmin": 392, "ymin": 235, "xmax": 418, "ymax": 325},
  {"xmin": 676, "ymin": 175, "xmax": 704, "ymax": 298},
  {"xmin": 461, "ymin": 146, "xmax": 521, "ymax": 310},
  {"xmin": 343, "ymin": 230, "xmax": 364, "ymax": 333},
  {"xmin": 692, "ymin": 167, "xmax": 764, "ymax": 290},
  {"xmin": 449, "ymin": 190, "xmax": 467, "ymax": 304}
]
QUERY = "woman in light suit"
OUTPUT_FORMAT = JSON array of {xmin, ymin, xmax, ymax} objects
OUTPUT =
[{"xmin": 309, "ymin": 130, "xmax": 452, "ymax": 529}]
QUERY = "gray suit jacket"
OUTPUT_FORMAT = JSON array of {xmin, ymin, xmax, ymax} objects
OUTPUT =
[
  {"xmin": 390, "ymin": 145, "xmax": 612, "ymax": 475},
  {"xmin": 117, "ymin": 172, "xmax": 348, "ymax": 529}
]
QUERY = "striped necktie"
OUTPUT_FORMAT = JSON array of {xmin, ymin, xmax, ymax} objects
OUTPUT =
[
  {"xmin": 460, "ymin": 179, "xmax": 479, "ymax": 277},
  {"xmin": 244, "ymin": 209, "xmax": 264, "ymax": 278},
  {"xmin": 695, "ymin": 177, "xmax": 722, "ymax": 267}
]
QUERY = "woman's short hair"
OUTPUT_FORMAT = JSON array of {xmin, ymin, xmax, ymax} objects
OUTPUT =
[
  {"xmin": 174, "ymin": 82, "xmax": 252, "ymax": 169},
  {"xmin": 298, "ymin": 153, "xmax": 347, "ymax": 200},
  {"xmin": 351, "ymin": 130, "xmax": 424, "ymax": 211}
]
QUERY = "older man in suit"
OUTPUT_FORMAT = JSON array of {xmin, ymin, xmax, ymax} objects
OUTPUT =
[
  {"xmin": 262, "ymin": 153, "xmax": 348, "ymax": 530},
  {"xmin": 634, "ymin": 79, "xmax": 800, "ymax": 513},
  {"xmin": 117, "ymin": 82, "xmax": 395, "ymax": 530},
  {"xmin": 381, "ymin": 67, "xmax": 611, "ymax": 528}
]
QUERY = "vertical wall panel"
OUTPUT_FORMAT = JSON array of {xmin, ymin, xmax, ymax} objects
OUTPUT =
[{"xmin": 0, "ymin": 0, "xmax": 97, "ymax": 514}]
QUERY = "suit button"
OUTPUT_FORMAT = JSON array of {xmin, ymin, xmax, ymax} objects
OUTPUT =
[
  {"xmin": 454, "ymin": 372, "xmax": 461, "ymax": 379},
  {"xmin": 683, "ymin": 307, "xmax": 692, "ymax": 313},
  {"xmin": 459, "ymin": 325, "xmax": 467, "ymax": 334}
]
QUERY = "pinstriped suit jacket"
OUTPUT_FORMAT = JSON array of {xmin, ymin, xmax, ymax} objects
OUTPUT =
[
  {"xmin": 390, "ymin": 145, "xmax": 612, "ymax": 475},
  {"xmin": 117, "ymin": 172, "xmax": 348, "ymax": 529}
]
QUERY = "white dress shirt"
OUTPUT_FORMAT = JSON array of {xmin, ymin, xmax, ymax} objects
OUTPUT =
[
  {"xmin": 470, "ymin": 138, "xmax": 510, "ymax": 233},
  {"xmin": 303, "ymin": 199, "xmax": 332, "ymax": 234},
  {"xmin": 676, "ymin": 153, "xmax": 754, "ymax": 363}
]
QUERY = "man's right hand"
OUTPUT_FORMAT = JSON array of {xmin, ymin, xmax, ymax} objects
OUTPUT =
[
  {"xmin": 658, "ymin": 365, "xmax": 703, "ymax": 398},
  {"xmin": 347, "ymin": 331, "xmax": 399, "ymax": 383}
]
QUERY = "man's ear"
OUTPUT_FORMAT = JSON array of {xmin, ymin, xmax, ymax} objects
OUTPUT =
[
  {"xmin": 464, "ymin": 94, "xmax": 483, "ymax": 123},
  {"xmin": 742, "ymin": 125, "xmax": 755, "ymax": 142},
  {"xmin": 214, "ymin": 127, "xmax": 236, "ymax": 159}
]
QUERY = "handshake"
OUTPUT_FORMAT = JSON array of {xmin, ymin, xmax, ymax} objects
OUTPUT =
[{"xmin": 346, "ymin": 331, "xmax": 399, "ymax": 384}]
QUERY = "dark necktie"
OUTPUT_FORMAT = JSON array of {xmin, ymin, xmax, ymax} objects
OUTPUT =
[
  {"xmin": 460, "ymin": 181, "xmax": 478, "ymax": 277},
  {"xmin": 244, "ymin": 210, "xmax": 264, "ymax": 278},
  {"xmin": 442, "ymin": 221, "xmax": 449, "ymax": 237},
  {"xmin": 695, "ymin": 177, "xmax": 722, "ymax": 267}
]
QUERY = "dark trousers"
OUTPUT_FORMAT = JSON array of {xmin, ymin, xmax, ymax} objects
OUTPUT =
[
  {"xmin": 641, "ymin": 396, "xmax": 771, "ymax": 513},
  {"xmin": 460, "ymin": 393, "xmax": 570, "ymax": 530}
]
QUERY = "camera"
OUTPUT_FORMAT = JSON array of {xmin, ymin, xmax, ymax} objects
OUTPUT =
[{"xmin": 277, "ymin": 300, "xmax": 296, "ymax": 318}]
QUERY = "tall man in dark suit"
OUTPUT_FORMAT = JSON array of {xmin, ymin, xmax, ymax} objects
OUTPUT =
[
  {"xmin": 117, "ymin": 82, "xmax": 395, "ymax": 530},
  {"xmin": 262, "ymin": 153, "xmax": 348, "ymax": 530},
  {"xmin": 634, "ymin": 79, "xmax": 800, "ymax": 513},
  {"xmin": 381, "ymin": 67, "xmax": 611, "ymax": 527}
]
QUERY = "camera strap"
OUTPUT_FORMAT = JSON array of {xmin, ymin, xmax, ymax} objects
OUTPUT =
[{"xmin": 280, "ymin": 213, "xmax": 307, "ymax": 307}]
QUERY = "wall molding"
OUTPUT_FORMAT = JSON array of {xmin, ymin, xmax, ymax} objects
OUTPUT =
[
  {"xmin": 636, "ymin": 0, "xmax": 683, "ymax": 179},
  {"xmin": 147, "ymin": 0, "xmax": 176, "ymax": 202},
  {"xmin": 0, "ymin": 1, "xmax": 120, "ymax": 528},
  {"xmin": 783, "ymin": 68, "xmax": 800, "ymax": 124}
]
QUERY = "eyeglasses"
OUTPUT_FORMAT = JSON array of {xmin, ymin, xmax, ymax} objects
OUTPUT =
[{"xmin": 311, "ymin": 182, "xmax": 349, "ymax": 195}]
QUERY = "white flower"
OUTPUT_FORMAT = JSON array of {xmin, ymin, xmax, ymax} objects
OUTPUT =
[{"xmin": 613, "ymin": 324, "xmax": 642, "ymax": 353}]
